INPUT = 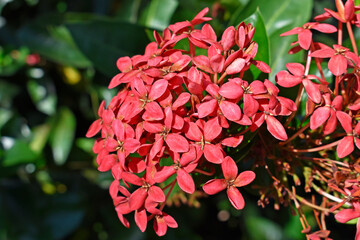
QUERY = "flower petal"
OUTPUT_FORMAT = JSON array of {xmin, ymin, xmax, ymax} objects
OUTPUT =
[
  {"xmin": 266, "ymin": 115, "xmax": 288, "ymax": 141},
  {"xmin": 220, "ymin": 100, "xmax": 241, "ymax": 121},
  {"xmin": 234, "ymin": 170, "xmax": 256, "ymax": 187},
  {"xmin": 227, "ymin": 187, "xmax": 245, "ymax": 210},
  {"xmin": 154, "ymin": 166, "xmax": 176, "ymax": 183},
  {"xmin": 129, "ymin": 188, "xmax": 147, "ymax": 210},
  {"xmin": 203, "ymin": 144, "xmax": 224, "ymax": 164},
  {"xmin": 202, "ymin": 179, "xmax": 227, "ymax": 195},
  {"xmin": 336, "ymin": 136, "xmax": 354, "ymax": 158},
  {"xmin": 243, "ymin": 94, "xmax": 259, "ymax": 117},
  {"xmin": 221, "ymin": 156, "xmax": 238, "ymax": 180},
  {"xmin": 221, "ymin": 135, "xmax": 244, "ymax": 148},
  {"xmin": 204, "ymin": 117, "xmax": 222, "ymax": 141},
  {"xmin": 286, "ymin": 63, "xmax": 305, "ymax": 76},
  {"xmin": 148, "ymin": 185, "xmax": 165, "ymax": 202},
  {"xmin": 135, "ymin": 208, "xmax": 147, "ymax": 232},
  {"xmin": 149, "ymin": 79, "xmax": 168, "ymax": 100},
  {"xmin": 310, "ymin": 107, "xmax": 331, "ymax": 130},
  {"xmin": 329, "ymin": 54, "xmax": 347, "ymax": 76},
  {"xmin": 177, "ymin": 168, "xmax": 195, "ymax": 194},
  {"xmin": 86, "ymin": 119, "xmax": 102, "ymax": 138},
  {"xmin": 298, "ymin": 29, "xmax": 312, "ymax": 50},
  {"xmin": 335, "ymin": 208, "xmax": 360, "ymax": 223},
  {"xmin": 143, "ymin": 102, "xmax": 164, "ymax": 121},
  {"xmin": 275, "ymin": 70, "xmax": 302, "ymax": 88},
  {"xmin": 225, "ymin": 58, "xmax": 246, "ymax": 75},
  {"xmin": 336, "ymin": 111, "xmax": 353, "ymax": 133},
  {"xmin": 219, "ymin": 81, "xmax": 243, "ymax": 99},
  {"xmin": 166, "ymin": 133, "xmax": 189, "ymax": 153},
  {"xmin": 154, "ymin": 216, "xmax": 167, "ymax": 236},
  {"xmin": 197, "ymin": 99, "xmax": 217, "ymax": 118},
  {"xmin": 303, "ymin": 79, "xmax": 321, "ymax": 104}
]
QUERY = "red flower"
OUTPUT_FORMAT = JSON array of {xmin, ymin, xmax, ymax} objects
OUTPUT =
[
  {"xmin": 154, "ymin": 147, "xmax": 197, "ymax": 194},
  {"xmin": 276, "ymin": 63, "xmax": 322, "ymax": 103},
  {"xmin": 121, "ymin": 170, "xmax": 165, "ymax": 211},
  {"xmin": 185, "ymin": 117, "xmax": 225, "ymax": 164},
  {"xmin": 324, "ymin": 0, "xmax": 355, "ymax": 23},
  {"xmin": 336, "ymin": 111, "xmax": 360, "ymax": 158},
  {"xmin": 311, "ymin": 44, "xmax": 358, "ymax": 76},
  {"xmin": 149, "ymin": 208, "xmax": 178, "ymax": 237},
  {"xmin": 335, "ymin": 202, "xmax": 360, "ymax": 240},
  {"xmin": 281, "ymin": 22, "xmax": 337, "ymax": 50},
  {"xmin": 202, "ymin": 156, "xmax": 255, "ymax": 209},
  {"xmin": 197, "ymin": 83, "xmax": 242, "ymax": 121},
  {"xmin": 105, "ymin": 120, "xmax": 140, "ymax": 168},
  {"xmin": 310, "ymin": 94, "xmax": 343, "ymax": 135}
]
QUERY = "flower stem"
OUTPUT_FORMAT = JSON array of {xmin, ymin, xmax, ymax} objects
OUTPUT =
[
  {"xmin": 346, "ymin": 21, "xmax": 358, "ymax": 55},
  {"xmin": 194, "ymin": 168, "xmax": 215, "ymax": 176},
  {"xmin": 160, "ymin": 180, "xmax": 177, "ymax": 211},
  {"xmin": 217, "ymin": 72, "xmax": 227, "ymax": 85},
  {"xmin": 295, "ymin": 194, "xmax": 331, "ymax": 212},
  {"xmin": 289, "ymin": 139, "xmax": 341, "ymax": 153},
  {"xmin": 312, "ymin": 183, "xmax": 352, "ymax": 207},
  {"xmin": 280, "ymin": 122, "xmax": 310, "ymax": 145},
  {"xmin": 338, "ymin": 22, "xmax": 343, "ymax": 46},
  {"xmin": 310, "ymin": 42, "xmax": 326, "ymax": 81},
  {"xmin": 284, "ymin": 49, "xmax": 312, "ymax": 127},
  {"xmin": 284, "ymin": 85, "xmax": 304, "ymax": 127}
]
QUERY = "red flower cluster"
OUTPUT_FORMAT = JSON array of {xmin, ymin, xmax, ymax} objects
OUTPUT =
[
  {"xmin": 87, "ymin": 0, "xmax": 360, "ymax": 237},
  {"xmin": 86, "ymin": 7, "xmax": 295, "ymax": 236},
  {"xmin": 272, "ymin": 0, "xmax": 360, "ymax": 238}
]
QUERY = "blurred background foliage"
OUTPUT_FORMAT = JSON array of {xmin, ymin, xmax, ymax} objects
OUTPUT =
[{"xmin": 0, "ymin": 0, "xmax": 353, "ymax": 239}]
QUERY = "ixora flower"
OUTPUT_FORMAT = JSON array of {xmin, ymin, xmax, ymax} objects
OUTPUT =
[
  {"xmin": 203, "ymin": 156, "xmax": 255, "ymax": 210},
  {"xmin": 86, "ymin": 6, "xmax": 298, "ymax": 236}
]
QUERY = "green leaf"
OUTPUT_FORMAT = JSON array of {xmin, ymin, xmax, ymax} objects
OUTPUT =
[
  {"xmin": 0, "ymin": 47, "xmax": 28, "ymax": 76},
  {"xmin": 49, "ymin": 107, "xmax": 76, "ymax": 165},
  {"xmin": 67, "ymin": 17, "xmax": 150, "ymax": 77},
  {"xmin": 76, "ymin": 138, "xmax": 94, "ymax": 154},
  {"xmin": 0, "ymin": 80, "xmax": 19, "ymax": 107},
  {"xmin": 114, "ymin": 0, "xmax": 142, "ymax": 23},
  {"xmin": 27, "ymin": 78, "xmax": 57, "ymax": 115},
  {"xmin": 2, "ymin": 140, "xmax": 38, "ymax": 166},
  {"xmin": 30, "ymin": 123, "xmax": 51, "ymax": 153},
  {"xmin": 0, "ymin": 108, "xmax": 12, "ymax": 130},
  {"xmin": 242, "ymin": 8, "xmax": 270, "ymax": 80},
  {"xmin": 17, "ymin": 15, "xmax": 92, "ymax": 68},
  {"xmin": 139, "ymin": 0, "xmax": 178, "ymax": 30},
  {"xmin": 229, "ymin": 0, "xmax": 313, "ymax": 81}
]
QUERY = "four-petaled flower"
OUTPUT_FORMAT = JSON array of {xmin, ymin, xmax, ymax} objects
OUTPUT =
[{"xmin": 202, "ymin": 156, "xmax": 256, "ymax": 210}]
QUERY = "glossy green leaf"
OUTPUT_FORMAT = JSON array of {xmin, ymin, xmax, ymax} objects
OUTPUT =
[
  {"xmin": 76, "ymin": 138, "xmax": 94, "ymax": 154},
  {"xmin": 0, "ymin": 80, "xmax": 19, "ymax": 107},
  {"xmin": 27, "ymin": 78, "xmax": 57, "ymax": 115},
  {"xmin": 0, "ymin": 47, "xmax": 28, "ymax": 76},
  {"xmin": 230, "ymin": 0, "xmax": 313, "ymax": 81},
  {"xmin": 2, "ymin": 140, "xmax": 38, "ymax": 166},
  {"xmin": 49, "ymin": 107, "xmax": 76, "ymax": 165},
  {"xmin": 30, "ymin": 123, "xmax": 51, "ymax": 153},
  {"xmin": 0, "ymin": 108, "xmax": 12, "ymax": 130},
  {"xmin": 67, "ymin": 18, "xmax": 150, "ymax": 77},
  {"xmin": 17, "ymin": 15, "xmax": 92, "ymax": 68},
  {"xmin": 242, "ymin": 9, "xmax": 269, "ymax": 80},
  {"xmin": 114, "ymin": 0, "xmax": 142, "ymax": 23},
  {"xmin": 139, "ymin": 0, "xmax": 178, "ymax": 30}
]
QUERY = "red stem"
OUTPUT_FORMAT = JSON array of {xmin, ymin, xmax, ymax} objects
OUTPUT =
[
  {"xmin": 289, "ymin": 139, "xmax": 341, "ymax": 153},
  {"xmin": 338, "ymin": 22, "xmax": 343, "ymax": 46},
  {"xmin": 346, "ymin": 21, "xmax": 358, "ymax": 56}
]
